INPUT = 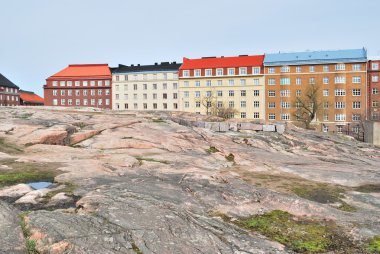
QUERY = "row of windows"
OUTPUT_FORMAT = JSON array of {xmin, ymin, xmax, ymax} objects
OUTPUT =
[
  {"xmin": 0, "ymin": 95, "xmax": 19, "ymax": 101},
  {"xmin": 267, "ymin": 89, "xmax": 363, "ymax": 97},
  {"xmin": 52, "ymin": 89, "xmax": 110, "ymax": 96},
  {"xmin": 52, "ymin": 98, "xmax": 110, "ymax": 106},
  {"xmin": 115, "ymin": 102, "xmax": 178, "ymax": 110},
  {"xmin": 182, "ymin": 67, "xmax": 261, "ymax": 78},
  {"xmin": 182, "ymin": 90, "xmax": 261, "ymax": 98},
  {"xmin": 268, "ymin": 76, "xmax": 362, "ymax": 85},
  {"xmin": 0, "ymin": 87, "xmax": 18, "ymax": 93},
  {"xmin": 114, "ymin": 73, "xmax": 177, "ymax": 82},
  {"xmin": 182, "ymin": 101, "xmax": 261, "ymax": 109},
  {"xmin": 115, "ymin": 93, "xmax": 177, "ymax": 100},
  {"xmin": 267, "ymin": 101, "xmax": 363, "ymax": 109},
  {"xmin": 269, "ymin": 64, "xmax": 362, "ymax": 74},
  {"xmin": 183, "ymin": 79, "xmax": 261, "ymax": 87},
  {"xmin": 115, "ymin": 83, "xmax": 178, "ymax": 91},
  {"xmin": 268, "ymin": 113, "xmax": 360, "ymax": 122},
  {"xmin": 52, "ymin": 80, "xmax": 110, "ymax": 87}
]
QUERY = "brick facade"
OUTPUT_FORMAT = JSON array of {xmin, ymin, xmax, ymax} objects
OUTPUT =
[
  {"xmin": 368, "ymin": 60, "xmax": 380, "ymax": 121},
  {"xmin": 0, "ymin": 73, "xmax": 20, "ymax": 106}
]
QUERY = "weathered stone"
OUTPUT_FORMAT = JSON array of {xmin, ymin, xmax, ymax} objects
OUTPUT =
[
  {"xmin": 15, "ymin": 189, "xmax": 50, "ymax": 204},
  {"xmin": 0, "ymin": 201, "xmax": 25, "ymax": 254},
  {"xmin": 276, "ymin": 124, "xmax": 286, "ymax": 134},
  {"xmin": 0, "ymin": 184, "xmax": 33, "ymax": 199},
  {"xmin": 263, "ymin": 124, "xmax": 276, "ymax": 132},
  {"xmin": 229, "ymin": 122, "xmax": 238, "ymax": 131}
]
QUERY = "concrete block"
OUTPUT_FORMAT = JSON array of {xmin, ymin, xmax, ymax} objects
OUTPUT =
[
  {"xmin": 229, "ymin": 122, "xmax": 238, "ymax": 131},
  {"xmin": 263, "ymin": 125, "xmax": 276, "ymax": 132},
  {"xmin": 218, "ymin": 123, "xmax": 229, "ymax": 132},
  {"xmin": 194, "ymin": 121, "xmax": 205, "ymax": 128},
  {"xmin": 210, "ymin": 123, "xmax": 219, "ymax": 132},
  {"xmin": 275, "ymin": 124, "xmax": 286, "ymax": 134},
  {"xmin": 251, "ymin": 124, "xmax": 263, "ymax": 131},
  {"xmin": 205, "ymin": 122, "xmax": 213, "ymax": 130}
]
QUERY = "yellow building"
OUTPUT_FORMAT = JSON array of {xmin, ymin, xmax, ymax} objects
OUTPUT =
[
  {"xmin": 178, "ymin": 55, "xmax": 265, "ymax": 120},
  {"xmin": 111, "ymin": 62, "xmax": 181, "ymax": 111}
]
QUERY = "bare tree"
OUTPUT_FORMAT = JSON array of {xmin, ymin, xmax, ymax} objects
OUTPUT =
[
  {"xmin": 293, "ymin": 83, "xmax": 323, "ymax": 129},
  {"xmin": 197, "ymin": 91, "xmax": 217, "ymax": 115},
  {"xmin": 215, "ymin": 102, "xmax": 238, "ymax": 119}
]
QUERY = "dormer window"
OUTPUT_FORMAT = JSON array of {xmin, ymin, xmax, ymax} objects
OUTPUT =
[
  {"xmin": 228, "ymin": 68, "xmax": 235, "ymax": 75},
  {"xmin": 183, "ymin": 70, "xmax": 190, "ymax": 77},
  {"xmin": 205, "ymin": 69, "xmax": 212, "ymax": 76},
  {"xmin": 239, "ymin": 67, "xmax": 247, "ymax": 75},
  {"xmin": 194, "ymin": 69, "xmax": 201, "ymax": 77}
]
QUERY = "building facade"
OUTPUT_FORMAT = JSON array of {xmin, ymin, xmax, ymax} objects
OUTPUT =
[
  {"xmin": 111, "ymin": 62, "xmax": 181, "ymax": 111},
  {"xmin": 44, "ymin": 64, "xmax": 112, "ymax": 109},
  {"xmin": 368, "ymin": 59, "xmax": 380, "ymax": 121},
  {"xmin": 264, "ymin": 49, "xmax": 368, "ymax": 133},
  {"xmin": 178, "ymin": 55, "xmax": 265, "ymax": 120},
  {"xmin": 20, "ymin": 90, "xmax": 44, "ymax": 106},
  {"xmin": 0, "ymin": 73, "xmax": 20, "ymax": 106}
]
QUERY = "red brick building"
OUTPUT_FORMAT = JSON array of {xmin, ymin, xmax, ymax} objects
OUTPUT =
[
  {"xmin": 0, "ymin": 73, "xmax": 20, "ymax": 106},
  {"xmin": 20, "ymin": 90, "xmax": 44, "ymax": 106},
  {"xmin": 368, "ymin": 60, "xmax": 380, "ymax": 121},
  {"xmin": 44, "ymin": 64, "xmax": 112, "ymax": 109}
]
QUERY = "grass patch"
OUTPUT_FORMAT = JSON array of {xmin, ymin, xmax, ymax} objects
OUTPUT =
[
  {"xmin": 0, "ymin": 159, "xmax": 60, "ymax": 188},
  {"xmin": 337, "ymin": 201, "xmax": 358, "ymax": 212},
  {"xmin": 15, "ymin": 113, "xmax": 33, "ymax": 119},
  {"xmin": 365, "ymin": 235, "xmax": 380, "ymax": 253},
  {"xmin": 206, "ymin": 146, "xmax": 219, "ymax": 154},
  {"xmin": 19, "ymin": 211, "xmax": 39, "ymax": 253},
  {"xmin": 135, "ymin": 157, "xmax": 170, "ymax": 165},
  {"xmin": 44, "ymin": 182, "xmax": 76, "ymax": 200},
  {"xmin": 152, "ymin": 118, "xmax": 165, "ymax": 123},
  {"xmin": 292, "ymin": 183, "xmax": 344, "ymax": 204},
  {"xmin": 0, "ymin": 137, "xmax": 24, "ymax": 154},
  {"xmin": 72, "ymin": 122, "xmax": 88, "ymax": 129},
  {"xmin": 355, "ymin": 184, "xmax": 380, "ymax": 193},
  {"xmin": 225, "ymin": 153, "xmax": 235, "ymax": 163},
  {"xmin": 231, "ymin": 210, "xmax": 351, "ymax": 253}
]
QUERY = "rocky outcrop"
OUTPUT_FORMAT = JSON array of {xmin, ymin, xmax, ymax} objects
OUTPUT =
[{"xmin": 0, "ymin": 201, "xmax": 25, "ymax": 254}]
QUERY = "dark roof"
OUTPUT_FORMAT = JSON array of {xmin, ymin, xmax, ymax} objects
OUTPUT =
[
  {"xmin": 111, "ymin": 62, "xmax": 182, "ymax": 74},
  {"xmin": 0, "ymin": 73, "xmax": 19, "ymax": 89}
]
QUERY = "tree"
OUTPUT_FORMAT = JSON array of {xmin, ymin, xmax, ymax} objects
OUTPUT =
[
  {"xmin": 197, "ymin": 91, "xmax": 217, "ymax": 115},
  {"xmin": 215, "ymin": 102, "xmax": 239, "ymax": 119},
  {"xmin": 293, "ymin": 83, "xmax": 323, "ymax": 129}
]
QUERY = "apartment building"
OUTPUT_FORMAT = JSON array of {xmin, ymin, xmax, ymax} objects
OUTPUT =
[
  {"xmin": 0, "ymin": 73, "xmax": 20, "ymax": 106},
  {"xmin": 20, "ymin": 90, "xmax": 44, "ymax": 106},
  {"xmin": 44, "ymin": 64, "xmax": 112, "ymax": 109},
  {"xmin": 368, "ymin": 59, "xmax": 380, "ymax": 121},
  {"xmin": 110, "ymin": 62, "xmax": 181, "ymax": 111},
  {"xmin": 178, "ymin": 55, "xmax": 265, "ymax": 120},
  {"xmin": 264, "ymin": 49, "xmax": 368, "ymax": 133}
]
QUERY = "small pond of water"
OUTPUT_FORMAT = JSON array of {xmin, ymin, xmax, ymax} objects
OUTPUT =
[{"xmin": 28, "ymin": 182, "xmax": 53, "ymax": 190}]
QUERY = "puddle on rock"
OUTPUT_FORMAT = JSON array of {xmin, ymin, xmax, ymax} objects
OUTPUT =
[{"xmin": 28, "ymin": 182, "xmax": 53, "ymax": 190}]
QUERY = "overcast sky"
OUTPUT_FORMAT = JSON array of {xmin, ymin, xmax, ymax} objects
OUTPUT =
[{"xmin": 1, "ymin": 0, "xmax": 379, "ymax": 96}]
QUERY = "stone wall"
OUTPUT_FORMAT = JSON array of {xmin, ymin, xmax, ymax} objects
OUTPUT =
[{"xmin": 364, "ymin": 121, "xmax": 380, "ymax": 147}]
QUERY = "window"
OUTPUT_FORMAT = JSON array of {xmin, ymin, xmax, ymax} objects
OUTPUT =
[
  {"xmin": 352, "ymin": 89, "xmax": 361, "ymax": 96},
  {"xmin": 133, "ymin": 94, "xmax": 137, "ymax": 100},
  {"xmin": 68, "ymin": 99, "xmax": 72, "ymax": 105},
  {"xmin": 173, "ymin": 103, "xmax": 178, "ymax": 109},
  {"xmin": 372, "ymin": 75, "xmax": 379, "ymax": 82},
  {"xmin": 253, "ymin": 101, "xmax": 260, "ymax": 108},
  {"xmin": 195, "ymin": 91, "xmax": 201, "ymax": 98},
  {"xmin": 194, "ymin": 69, "xmax": 201, "ymax": 77},
  {"xmin": 206, "ymin": 80, "xmax": 212, "ymax": 87},
  {"xmin": 67, "ymin": 81, "xmax": 72, "ymax": 87},
  {"xmin": 373, "ymin": 101, "xmax": 379, "ymax": 108},
  {"xmin": 106, "ymin": 90, "xmax": 110, "ymax": 95},
  {"xmin": 105, "ymin": 80, "xmax": 110, "ymax": 86},
  {"xmin": 133, "ymin": 103, "xmax": 138, "ymax": 109},
  {"xmin": 184, "ymin": 81, "xmax": 189, "ymax": 87},
  {"xmin": 240, "ymin": 79, "xmax": 246, "ymax": 86},
  {"xmin": 163, "ymin": 83, "xmax": 167, "ymax": 90},
  {"xmin": 280, "ymin": 90, "xmax": 290, "ymax": 97},
  {"xmin": 217, "ymin": 80, "xmax": 223, "ymax": 86},
  {"xmin": 268, "ymin": 67, "xmax": 275, "ymax": 74},
  {"xmin": 239, "ymin": 67, "xmax": 247, "ymax": 75},
  {"xmin": 335, "ymin": 114, "xmax": 346, "ymax": 121},
  {"xmin": 133, "ymin": 84, "xmax": 138, "ymax": 90},
  {"xmin": 184, "ymin": 91, "xmax": 189, "ymax": 98},
  {"xmin": 309, "ymin": 66, "xmax": 315, "ymax": 72},
  {"xmin": 240, "ymin": 90, "xmax": 246, "ymax": 97},
  {"xmin": 353, "ymin": 64, "xmax": 361, "ymax": 71},
  {"xmin": 53, "ymin": 90, "xmax": 57, "ymax": 96},
  {"xmin": 229, "ymin": 101, "xmax": 234, "ymax": 108},
  {"xmin": 323, "ymin": 77, "xmax": 329, "ymax": 84},
  {"xmin": 217, "ymin": 91, "xmax": 223, "ymax": 97},
  {"xmin": 90, "ymin": 90, "xmax": 95, "ymax": 96},
  {"xmin": 124, "ymin": 75, "xmax": 128, "ymax": 81},
  {"xmin": 323, "ymin": 114, "xmax": 329, "ymax": 121},
  {"xmin": 268, "ymin": 90, "xmax": 276, "ymax": 97},
  {"xmin": 352, "ymin": 114, "xmax": 361, "ymax": 121},
  {"xmin": 323, "ymin": 65, "xmax": 329, "ymax": 72},
  {"xmin": 240, "ymin": 101, "xmax": 246, "ymax": 108},
  {"xmin": 372, "ymin": 112, "xmax": 379, "ymax": 120},
  {"xmin": 372, "ymin": 62, "xmax": 379, "ymax": 70},
  {"xmin": 323, "ymin": 89, "xmax": 329, "ymax": 96},
  {"xmin": 268, "ymin": 102, "xmax": 276, "ymax": 108},
  {"xmin": 253, "ymin": 112, "xmax": 260, "ymax": 119},
  {"xmin": 173, "ymin": 83, "xmax": 178, "ymax": 89},
  {"xmin": 98, "ymin": 90, "xmax": 102, "ymax": 95},
  {"xmin": 75, "ymin": 81, "xmax": 80, "ymax": 86},
  {"xmin": 335, "ymin": 76, "xmax": 346, "ymax": 84},
  {"xmin": 268, "ymin": 78, "xmax": 276, "ymax": 85},
  {"xmin": 173, "ymin": 93, "xmax": 178, "ymax": 99},
  {"xmin": 91, "ymin": 99, "xmax": 95, "ymax": 105},
  {"xmin": 295, "ymin": 102, "xmax": 301, "ymax": 108},
  {"xmin": 153, "ymin": 84, "xmax": 157, "ymax": 90},
  {"xmin": 281, "ymin": 114, "xmax": 290, "ymax": 120},
  {"xmin": 253, "ymin": 90, "xmax": 260, "ymax": 96},
  {"xmin": 253, "ymin": 78, "xmax": 260, "ymax": 85},
  {"xmin": 98, "ymin": 80, "xmax": 102, "ymax": 86},
  {"xmin": 183, "ymin": 70, "xmax": 190, "ymax": 77},
  {"xmin": 335, "ymin": 102, "xmax": 346, "ymax": 109},
  {"xmin": 253, "ymin": 67, "xmax": 261, "ymax": 74},
  {"xmin": 373, "ymin": 88, "xmax": 379, "ymax": 95},
  {"xmin": 335, "ymin": 64, "xmax": 345, "ymax": 70},
  {"xmin": 228, "ymin": 68, "xmax": 235, "ymax": 75},
  {"xmin": 205, "ymin": 69, "xmax": 212, "ymax": 76},
  {"xmin": 143, "ymin": 94, "xmax": 147, "ymax": 100},
  {"xmin": 335, "ymin": 89, "xmax": 346, "ymax": 96},
  {"xmin": 352, "ymin": 77, "xmax": 361, "ymax": 83},
  {"xmin": 280, "ymin": 78, "xmax": 290, "ymax": 85},
  {"xmin": 228, "ymin": 90, "xmax": 234, "ymax": 97},
  {"xmin": 60, "ymin": 81, "xmax": 65, "ymax": 87},
  {"xmin": 229, "ymin": 80, "xmax": 235, "ymax": 86},
  {"xmin": 352, "ymin": 101, "xmax": 361, "ymax": 109},
  {"xmin": 61, "ymin": 99, "xmax": 65, "ymax": 105},
  {"xmin": 296, "ymin": 66, "xmax": 301, "ymax": 73},
  {"xmin": 143, "ymin": 84, "xmax": 147, "ymax": 90},
  {"xmin": 240, "ymin": 112, "xmax": 246, "ymax": 119},
  {"xmin": 90, "ymin": 81, "xmax": 95, "ymax": 86},
  {"xmin": 216, "ymin": 68, "xmax": 223, "ymax": 76},
  {"xmin": 76, "ymin": 90, "xmax": 80, "ymax": 96},
  {"xmin": 296, "ymin": 90, "xmax": 301, "ymax": 97},
  {"xmin": 143, "ymin": 103, "xmax": 147, "ymax": 109},
  {"xmin": 52, "ymin": 81, "xmax": 58, "ymax": 86},
  {"xmin": 195, "ymin": 101, "xmax": 200, "ymax": 108},
  {"xmin": 281, "ymin": 66, "xmax": 290, "ymax": 72},
  {"xmin": 268, "ymin": 113, "xmax": 276, "ymax": 120},
  {"xmin": 296, "ymin": 78, "xmax": 301, "ymax": 85},
  {"xmin": 115, "ymin": 84, "xmax": 119, "ymax": 91},
  {"xmin": 309, "ymin": 77, "xmax": 315, "ymax": 84},
  {"xmin": 153, "ymin": 93, "xmax": 157, "ymax": 99},
  {"xmin": 323, "ymin": 102, "xmax": 329, "ymax": 109},
  {"xmin": 195, "ymin": 81, "xmax": 200, "ymax": 87},
  {"xmin": 61, "ymin": 90, "xmax": 65, "ymax": 96},
  {"xmin": 124, "ymin": 94, "xmax": 128, "ymax": 100},
  {"xmin": 281, "ymin": 101, "xmax": 290, "ymax": 108},
  {"xmin": 163, "ymin": 93, "xmax": 168, "ymax": 99}
]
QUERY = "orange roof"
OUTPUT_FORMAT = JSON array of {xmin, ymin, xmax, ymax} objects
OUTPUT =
[
  {"xmin": 48, "ymin": 64, "xmax": 111, "ymax": 79},
  {"xmin": 20, "ymin": 91, "xmax": 44, "ymax": 103},
  {"xmin": 180, "ymin": 55, "xmax": 264, "ymax": 70}
]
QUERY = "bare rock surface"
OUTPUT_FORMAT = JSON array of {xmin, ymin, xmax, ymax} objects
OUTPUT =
[
  {"xmin": 0, "ymin": 107, "xmax": 380, "ymax": 253},
  {"xmin": 0, "ymin": 201, "xmax": 25, "ymax": 254}
]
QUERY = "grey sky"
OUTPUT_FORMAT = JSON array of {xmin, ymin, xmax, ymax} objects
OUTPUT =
[{"xmin": 1, "ymin": 0, "xmax": 379, "ymax": 96}]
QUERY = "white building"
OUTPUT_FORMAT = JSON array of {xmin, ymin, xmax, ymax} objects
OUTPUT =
[{"xmin": 111, "ymin": 62, "xmax": 181, "ymax": 111}]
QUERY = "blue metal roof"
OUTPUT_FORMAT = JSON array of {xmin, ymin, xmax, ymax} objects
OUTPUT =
[{"xmin": 264, "ymin": 48, "xmax": 367, "ymax": 66}]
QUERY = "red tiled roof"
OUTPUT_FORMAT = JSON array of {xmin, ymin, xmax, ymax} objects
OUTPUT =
[
  {"xmin": 48, "ymin": 64, "xmax": 111, "ymax": 80},
  {"xmin": 179, "ymin": 55, "xmax": 265, "ymax": 70},
  {"xmin": 20, "ymin": 91, "xmax": 44, "ymax": 104}
]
